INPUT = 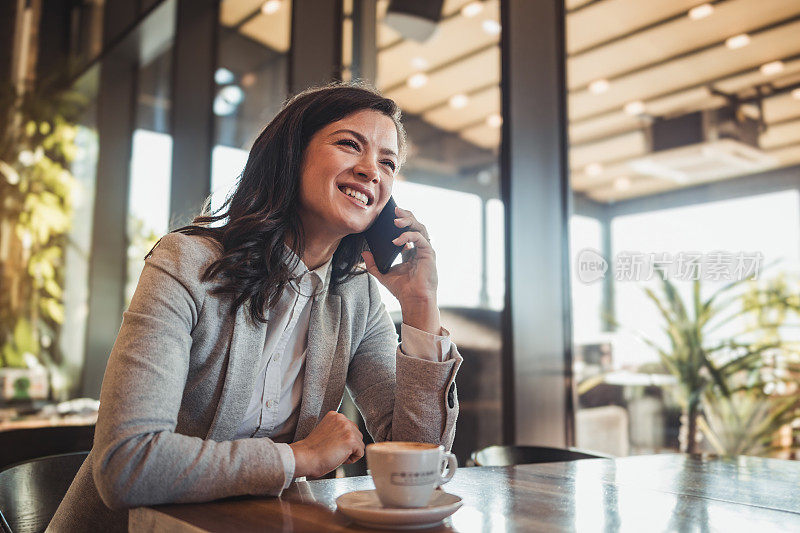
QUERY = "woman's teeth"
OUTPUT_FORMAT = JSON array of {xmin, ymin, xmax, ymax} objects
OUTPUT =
[{"xmin": 341, "ymin": 186, "xmax": 369, "ymax": 206}]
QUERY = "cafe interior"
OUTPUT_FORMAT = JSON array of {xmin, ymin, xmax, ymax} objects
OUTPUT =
[{"xmin": 1, "ymin": 0, "xmax": 800, "ymax": 530}]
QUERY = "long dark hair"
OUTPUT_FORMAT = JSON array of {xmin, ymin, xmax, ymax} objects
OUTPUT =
[{"xmin": 147, "ymin": 81, "xmax": 407, "ymax": 325}]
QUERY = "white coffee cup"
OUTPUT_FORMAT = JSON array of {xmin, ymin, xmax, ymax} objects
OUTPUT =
[{"xmin": 366, "ymin": 441, "xmax": 458, "ymax": 508}]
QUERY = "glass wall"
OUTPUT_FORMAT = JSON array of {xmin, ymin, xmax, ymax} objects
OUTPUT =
[
  {"xmin": 567, "ymin": 0, "xmax": 800, "ymax": 457},
  {"xmin": 58, "ymin": 66, "xmax": 101, "ymax": 399},
  {"xmin": 346, "ymin": 0, "xmax": 504, "ymax": 464},
  {"xmin": 125, "ymin": 39, "xmax": 174, "ymax": 306},
  {"xmin": 211, "ymin": 0, "xmax": 293, "ymax": 210}
]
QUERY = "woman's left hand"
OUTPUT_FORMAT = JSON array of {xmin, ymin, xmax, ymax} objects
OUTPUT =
[{"xmin": 362, "ymin": 206, "xmax": 441, "ymax": 334}]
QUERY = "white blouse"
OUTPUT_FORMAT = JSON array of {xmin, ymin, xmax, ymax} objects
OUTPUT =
[{"xmin": 233, "ymin": 245, "xmax": 452, "ymax": 487}]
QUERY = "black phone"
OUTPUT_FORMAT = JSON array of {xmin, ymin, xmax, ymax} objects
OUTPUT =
[{"xmin": 364, "ymin": 196, "xmax": 406, "ymax": 274}]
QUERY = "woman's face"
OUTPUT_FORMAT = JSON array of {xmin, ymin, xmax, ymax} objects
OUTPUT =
[{"xmin": 298, "ymin": 109, "xmax": 399, "ymax": 240}]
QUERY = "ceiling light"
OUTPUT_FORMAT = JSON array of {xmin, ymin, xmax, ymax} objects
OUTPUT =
[
  {"xmin": 261, "ymin": 0, "xmax": 281, "ymax": 15},
  {"xmin": 449, "ymin": 94, "xmax": 469, "ymax": 109},
  {"xmin": 613, "ymin": 176, "xmax": 631, "ymax": 191},
  {"xmin": 760, "ymin": 61, "xmax": 784, "ymax": 76},
  {"xmin": 792, "ymin": 88, "xmax": 800, "ymax": 100},
  {"xmin": 482, "ymin": 20, "xmax": 501, "ymax": 35},
  {"xmin": 688, "ymin": 4, "xmax": 713, "ymax": 20},
  {"xmin": 725, "ymin": 34, "xmax": 750, "ymax": 50},
  {"xmin": 407, "ymin": 73, "xmax": 428, "ymax": 88},
  {"xmin": 411, "ymin": 57, "xmax": 429, "ymax": 70},
  {"xmin": 214, "ymin": 86, "xmax": 244, "ymax": 115},
  {"xmin": 461, "ymin": 1, "xmax": 483, "ymax": 18},
  {"xmin": 214, "ymin": 68, "xmax": 234, "ymax": 84},
  {"xmin": 486, "ymin": 114, "xmax": 502, "ymax": 128},
  {"xmin": 585, "ymin": 163, "xmax": 603, "ymax": 177},
  {"xmin": 588, "ymin": 79, "xmax": 610, "ymax": 94},
  {"xmin": 213, "ymin": 98, "xmax": 233, "ymax": 116},
  {"xmin": 624, "ymin": 101, "xmax": 646, "ymax": 116},
  {"xmin": 219, "ymin": 85, "xmax": 244, "ymax": 105}
]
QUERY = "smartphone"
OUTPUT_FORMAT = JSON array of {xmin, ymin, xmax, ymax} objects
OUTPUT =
[{"xmin": 364, "ymin": 196, "xmax": 406, "ymax": 274}]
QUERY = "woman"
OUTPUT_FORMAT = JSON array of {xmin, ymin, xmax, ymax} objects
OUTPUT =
[{"xmin": 49, "ymin": 82, "xmax": 462, "ymax": 531}]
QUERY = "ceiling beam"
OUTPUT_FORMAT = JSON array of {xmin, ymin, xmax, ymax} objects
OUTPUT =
[
  {"xmin": 381, "ymin": 41, "xmax": 497, "ymax": 93},
  {"xmin": 566, "ymin": 0, "xmax": 605, "ymax": 15},
  {"xmin": 572, "ymin": 50, "xmax": 800, "ymax": 124},
  {"xmin": 569, "ymin": 0, "xmax": 729, "ymax": 57},
  {"xmin": 569, "ymin": 14, "xmax": 800, "ymax": 93}
]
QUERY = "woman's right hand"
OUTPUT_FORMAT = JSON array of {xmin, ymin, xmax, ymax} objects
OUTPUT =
[{"xmin": 289, "ymin": 411, "xmax": 365, "ymax": 478}]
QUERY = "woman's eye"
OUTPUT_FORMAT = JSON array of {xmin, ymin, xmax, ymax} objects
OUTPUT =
[
  {"xmin": 338, "ymin": 139, "xmax": 359, "ymax": 150},
  {"xmin": 383, "ymin": 160, "xmax": 396, "ymax": 172}
]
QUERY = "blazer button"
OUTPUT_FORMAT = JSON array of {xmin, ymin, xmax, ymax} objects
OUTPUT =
[{"xmin": 447, "ymin": 383, "xmax": 455, "ymax": 409}]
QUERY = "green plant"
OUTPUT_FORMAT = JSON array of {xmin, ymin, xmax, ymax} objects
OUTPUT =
[
  {"xmin": 698, "ymin": 273, "xmax": 800, "ymax": 457},
  {"xmin": 0, "ymin": 80, "xmax": 84, "ymax": 385},
  {"xmin": 629, "ymin": 272, "xmax": 799, "ymax": 454}
]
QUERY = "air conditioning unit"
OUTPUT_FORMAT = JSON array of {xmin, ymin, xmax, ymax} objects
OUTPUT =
[{"xmin": 628, "ymin": 106, "xmax": 777, "ymax": 183}]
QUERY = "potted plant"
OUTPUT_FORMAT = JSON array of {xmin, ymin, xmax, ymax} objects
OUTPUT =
[
  {"xmin": 632, "ymin": 273, "xmax": 799, "ymax": 454},
  {"xmin": 0, "ymin": 79, "xmax": 84, "ymax": 402}
]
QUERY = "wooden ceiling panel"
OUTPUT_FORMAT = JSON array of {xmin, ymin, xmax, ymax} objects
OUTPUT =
[
  {"xmin": 422, "ymin": 86, "xmax": 500, "ymax": 132},
  {"xmin": 714, "ymin": 58, "xmax": 800, "ymax": 94},
  {"xmin": 585, "ymin": 176, "xmax": 677, "ymax": 203},
  {"xmin": 568, "ymin": 0, "xmax": 800, "ymax": 89},
  {"xmin": 239, "ymin": 6, "xmax": 292, "ymax": 53},
  {"xmin": 761, "ymin": 118, "xmax": 800, "ymax": 149},
  {"xmin": 571, "ymin": 159, "xmax": 648, "ymax": 189},
  {"xmin": 459, "ymin": 122, "xmax": 500, "ymax": 150},
  {"xmin": 567, "ymin": 0, "xmax": 700, "ymax": 54},
  {"xmin": 570, "ymin": 130, "xmax": 647, "ymax": 169},
  {"xmin": 568, "ymin": 20, "xmax": 800, "ymax": 121},
  {"xmin": 566, "ymin": 0, "xmax": 594, "ymax": 11},
  {"xmin": 221, "ymin": 0, "xmax": 265, "ymax": 27},
  {"xmin": 763, "ymin": 93, "xmax": 800, "ymax": 124},
  {"xmin": 377, "ymin": 1, "xmax": 499, "ymax": 89},
  {"xmin": 384, "ymin": 47, "xmax": 500, "ymax": 114},
  {"xmin": 570, "ymin": 113, "xmax": 641, "ymax": 144}
]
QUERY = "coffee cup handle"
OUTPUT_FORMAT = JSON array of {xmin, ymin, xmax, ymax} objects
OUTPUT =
[{"xmin": 438, "ymin": 452, "xmax": 457, "ymax": 486}]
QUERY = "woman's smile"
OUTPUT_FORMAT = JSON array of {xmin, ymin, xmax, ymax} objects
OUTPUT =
[{"xmin": 338, "ymin": 186, "xmax": 370, "ymax": 208}]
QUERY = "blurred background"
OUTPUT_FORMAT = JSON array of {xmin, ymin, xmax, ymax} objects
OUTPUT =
[{"xmin": 1, "ymin": 0, "xmax": 799, "ymax": 468}]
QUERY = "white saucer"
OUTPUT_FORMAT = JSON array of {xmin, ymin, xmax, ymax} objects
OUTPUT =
[{"xmin": 336, "ymin": 489, "xmax": 462, "ymax": 530}]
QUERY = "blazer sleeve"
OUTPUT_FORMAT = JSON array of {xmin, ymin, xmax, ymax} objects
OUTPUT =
[
  {"xmin": 91, "ymin": 232, "xmax": 288, "ymax": 510},
  {"xmin": 345, "ymin": 273, "xmax": 462, "ymax": 451}
]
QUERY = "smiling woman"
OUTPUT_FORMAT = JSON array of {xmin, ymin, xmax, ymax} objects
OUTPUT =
[
  {"xmin": 296, "ymin": 109, "xmax": 400, "ymax": 266},
  {"xmin": 48, "ymin": 82, "xmax": 463, "ymax": 532}
]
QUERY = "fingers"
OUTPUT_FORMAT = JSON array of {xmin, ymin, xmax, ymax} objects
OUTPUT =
[
  {"xmin": 392, "ymin": 230, "xmax": 433, "ymax": 253},
  {"xmin": 330, "ymin": 411, "xmax": 365, "ymax": 461},
  {"xmin": 345, "ymin": 439, "xmax": 365, "ymax": 464},
  {"xmin": 394, "ymin": 206, "xmax": 429, "ymax": 241}
]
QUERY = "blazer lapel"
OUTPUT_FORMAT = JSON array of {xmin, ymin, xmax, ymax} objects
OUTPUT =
[
  {"xmin": 206, "ymin": 303, "xmax": 268, "ymax": 441},
  {"xmin": 293, "ymin": 292, "xmax": 342, "ymax": 441}
]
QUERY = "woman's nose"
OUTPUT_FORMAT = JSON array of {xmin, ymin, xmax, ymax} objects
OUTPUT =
[{"xmin": 354, "ymin": 159, "xmax": 380, "ymax": 183}]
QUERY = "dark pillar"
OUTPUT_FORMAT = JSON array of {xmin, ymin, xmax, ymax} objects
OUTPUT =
[
  {"xmin": 169, "ymin": 0, "xmax": 218, "ymax": 228},
  {"xmin": 289, "ymin": 0, "xmax": 343, "ymax": 93},
  {"xmin": 500, "ymin": 0, "xmax": 573, "ymax": 447},
  {"xmin": 351, "ymin": 0, "xmax": 377, "ymax": 84},
  {"xmin": 81, "ymin": 51, "xmax": 137, "ymax": 398}
]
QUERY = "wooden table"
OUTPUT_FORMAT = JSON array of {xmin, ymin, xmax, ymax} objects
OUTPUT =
[{"xmin": 129, "ymin": 454, "xmax": 800, "ymax": 532}]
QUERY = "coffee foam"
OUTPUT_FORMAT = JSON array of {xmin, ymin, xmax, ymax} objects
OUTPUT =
[{"xmin": 369, "ymin": 441, "xmax": 440, "ymax": 452}]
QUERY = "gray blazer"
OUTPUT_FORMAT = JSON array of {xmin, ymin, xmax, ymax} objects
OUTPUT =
[{"xmin": 48, "ymin": 232, "xmax": 462, "ymax": 531}]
